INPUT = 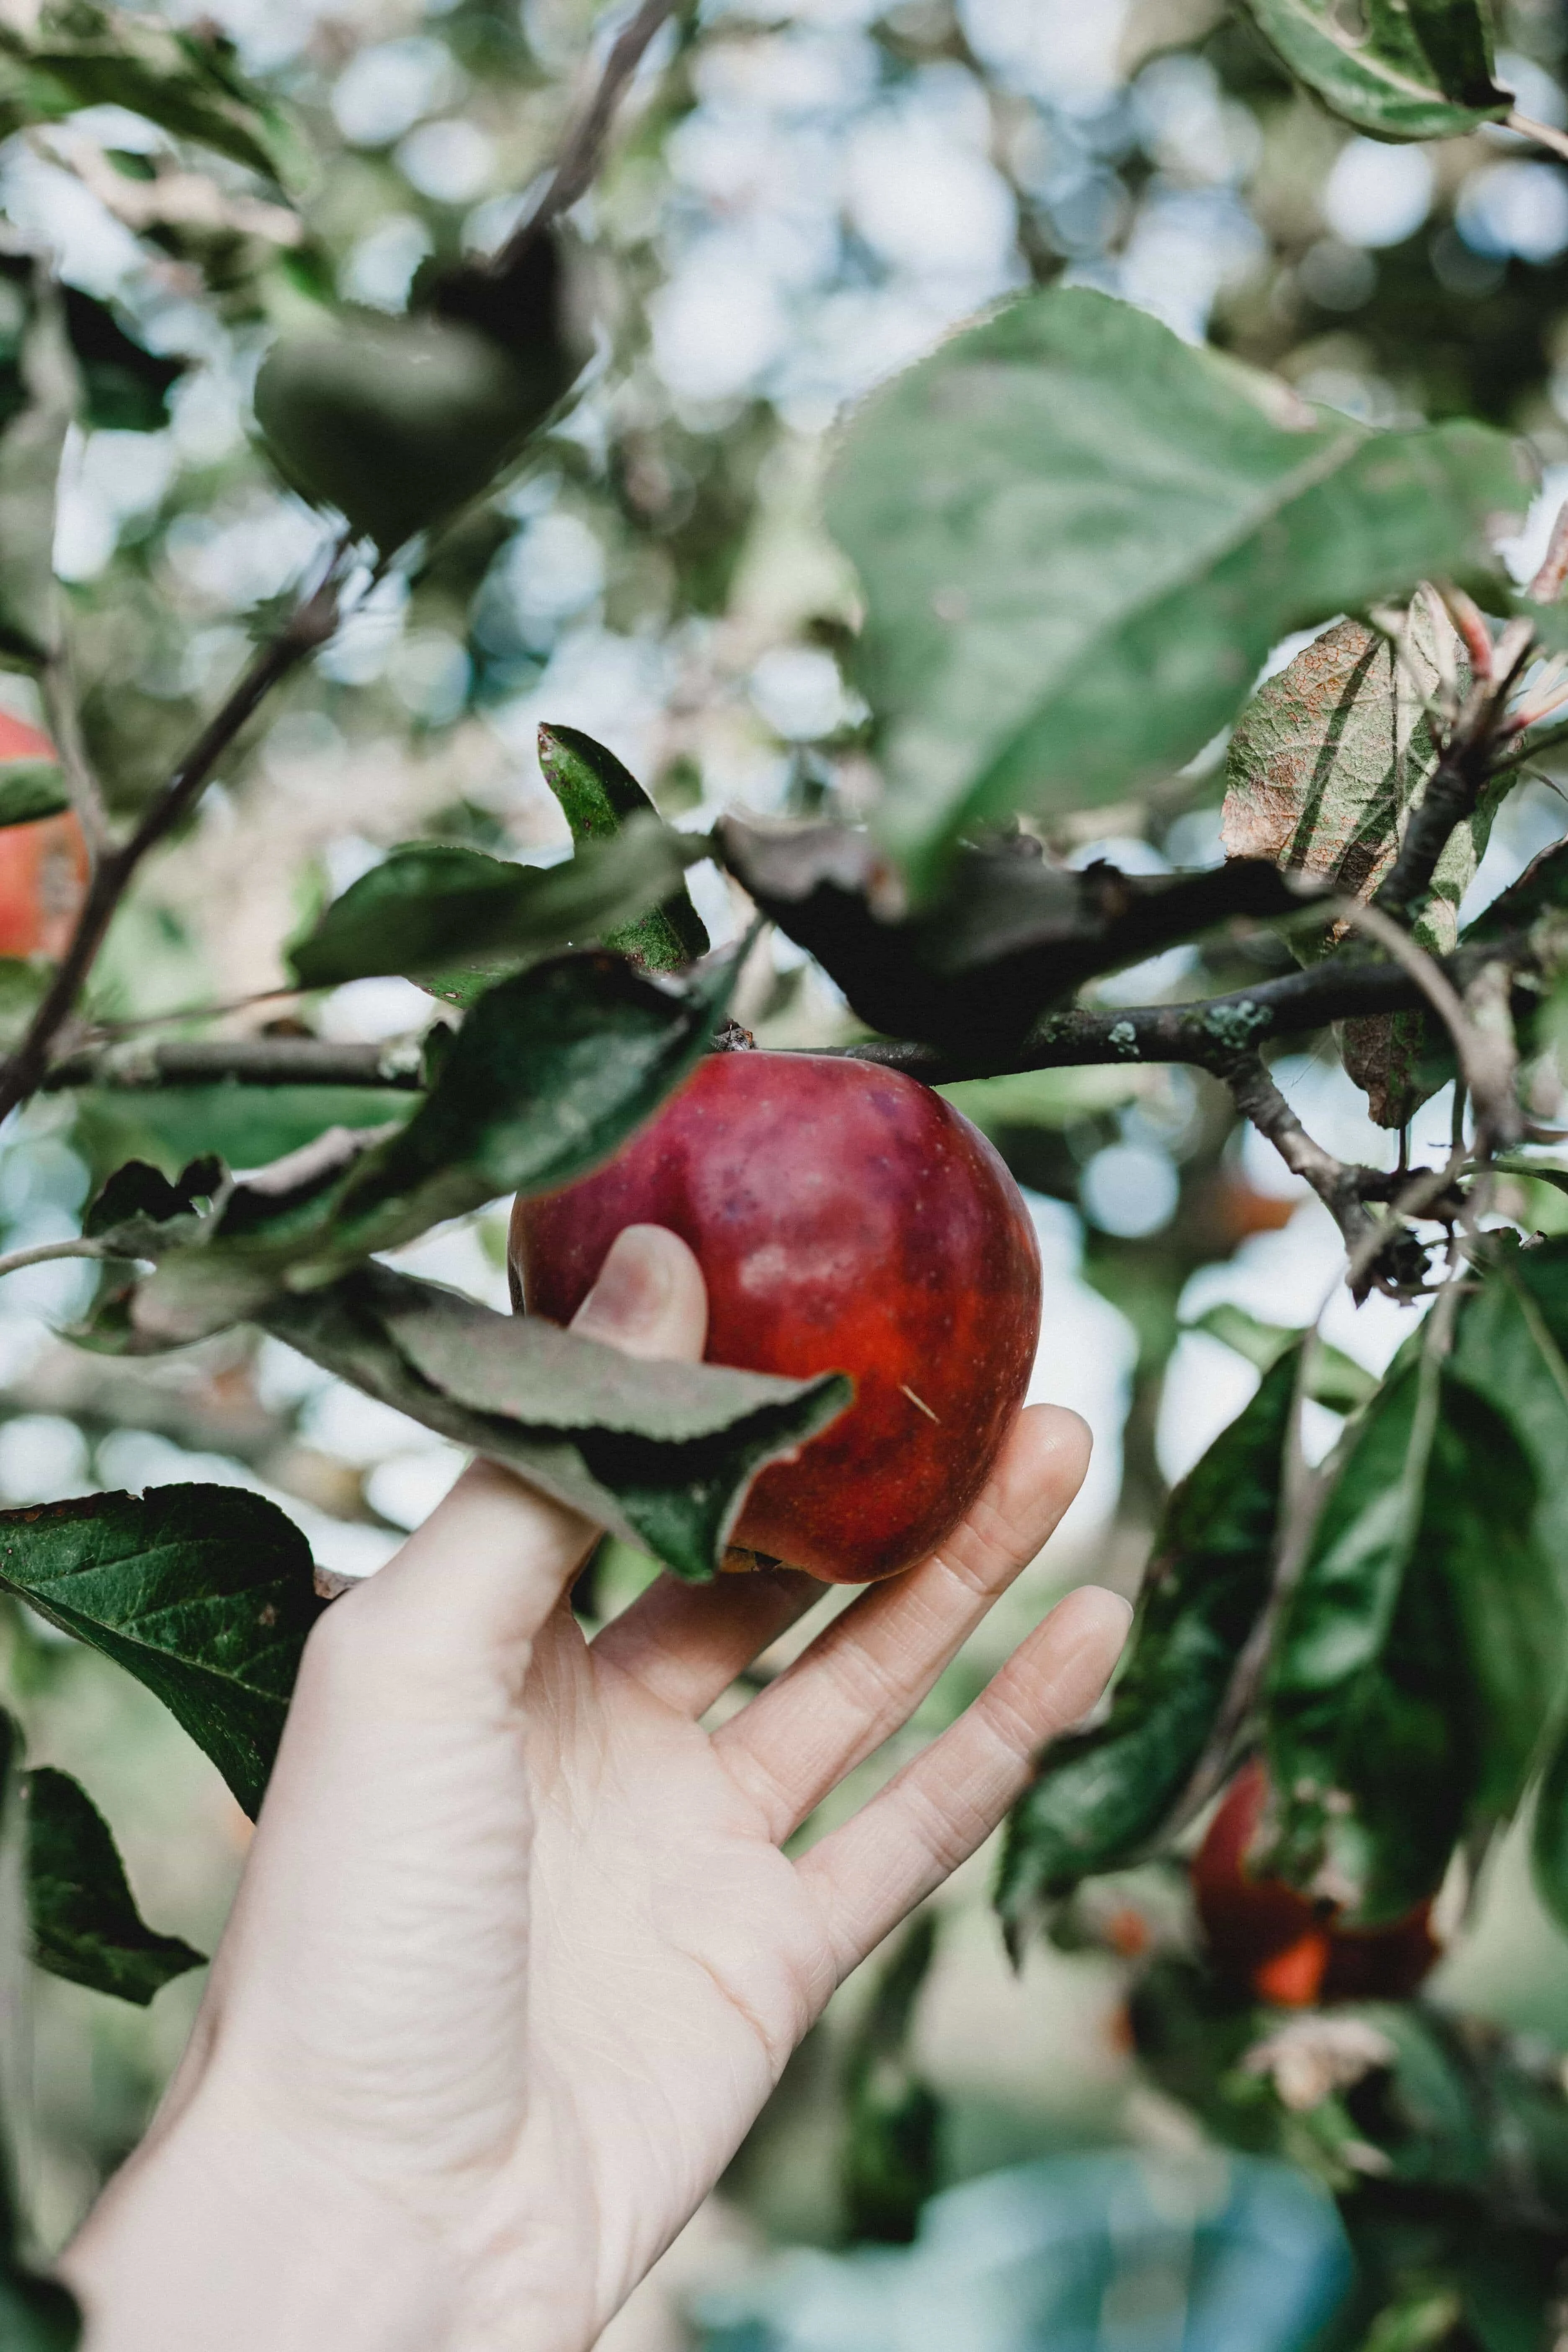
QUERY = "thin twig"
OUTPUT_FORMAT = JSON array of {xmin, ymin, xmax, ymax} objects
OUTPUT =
[
  {"xmin": 1330, "ymin": 897, "xmax": 1521, "ymax": 1148},
  {"xmin": 0, "ymin": 1237, "xmax": 109, "ymax": 1281},
  {"xmin": 41, "ymin": 1036, "xmax": 426, "ymax": 1092},
  {"xmin": 1509, "ymin": 110, "xmax": 1568, "ymax": 164},
  {"xmin": 0, "ymin": 561, "xmax": 344, "ymax": 1129},
  {"xmin": 495, "ymin": 0, "xmax": 681, "ymax": 269},
  {"xmin": 38, "ymin": 645, "xmax": 109, "ymax": 864},
  {"xmin": 1222, "ymin": 1052, "xmax": 1379, "ymax": 1254}
]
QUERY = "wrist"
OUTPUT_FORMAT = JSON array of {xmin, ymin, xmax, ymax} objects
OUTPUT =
[{"xmin": 64, "ymin": 2079, "xmax": 459, "ymax": 2352}]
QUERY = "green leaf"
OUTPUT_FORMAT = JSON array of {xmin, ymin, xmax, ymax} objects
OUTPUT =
[
  {"xmin": 997, "ymin": 1350, "xmax": 1299, "ymax": 1934},
  {"xmin": 828, "ymin": 287, "xmax": 1527, "ymax": 892},
  {"xmin": 125, "ymin": 950, "xmax": 739, "ymax": 1344},
  {"xmin": 1237, "ymin": 0, "xmax": 1510, "ymax": 140},
  {"xmin": 25, "ymin": 1766, "xmax": 204, "ymax": 2004},
  {"xmin": 1265, "ymin": 1352, "xmax": 1560, "ymax": 1922},
  {"xmin": 255, "ymin": 309, "xmax": 574, "ymax": 552},
  {"xmin": 0, "ymin": 275, "xmax": 77, "ymax": 669},
  {"xmin": 841, "ymin": 1912, "xmax": 941, "ymax": 2246},
  {"xmin": 1530, "ymin": 1709, "xmax": 1568, "ymax": 1937},
  {"xmin": 288, "ymin": 821, "xmax": 707, "ymax": 993},
  {"xmin": 1452, "ymin": 1235, "xmax": 1568, "ymax": 1585},
  {"xmin": 1187, "ymin": 1303, "xmax": 1376, "ymax": 1412},
  {"xmin": 537, "ymin": 725, "xmax": 711, "ymax": 973},
  {"xmin": 263, "ymin": 1262, "xmax": 851, "ymax": 1583},
  {"xmin": 0, "ymin": 763, "xmax": 67, "ymax": 828},
  {"xmin": 0, "ymin": 5, "xmax": 307, "ymax": 187},
  {"xmin": 62, "ymin": 288, "xmax": 185, "ymax": 434},
  {"xmin": 0, "ymin": 1486, "xmax": 325, "ymax": 1818},
  {"xmin": 71, "ymin": 1082, "xmax": 417, "ymax": 1186}
]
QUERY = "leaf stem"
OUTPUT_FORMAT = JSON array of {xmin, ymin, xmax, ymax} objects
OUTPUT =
[
  {"xmin": 0, "ymin": 1237, "xmax": 108, "ymax": 1281},
  {"xmin": 495, "ymin": 0, "xmax": 682, "ymax": 269}
]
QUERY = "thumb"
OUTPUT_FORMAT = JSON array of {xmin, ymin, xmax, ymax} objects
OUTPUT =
[{"xmin": 333, "ymin": 1223, "xmax": 709, "ymax": 1663}]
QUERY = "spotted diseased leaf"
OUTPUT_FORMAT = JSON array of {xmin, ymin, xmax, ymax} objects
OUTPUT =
[
  {"xmin": 25, "ymin": 1766, "xmax": 204, "ymax": 2004},
  {"xmin": 828, "ymin": 288, "xmax": 1527, "ymax": 892},
  {"xmin": 1222, "ymin": 593, "xmax": 1496, "ymax": 1125},
  {"xmin": 263, "ymin": 1263, "xmax": 851, "ymax": 1583},
  {"xmin": 998, "ymin": 1351, "xmax": 1299, "ymax": 1938},
  {"xmin": 0, "ymin": 1486, "xmax": 325, "ymax": 1818},
  {"xmin": 1264, "ymin": 1348, "xmax": 1561, "ymax": 1924},
  {"xmin": 288, "ymin": 821, "xmax": 707, "ymax": 995},
  {"xmin": 537, "ymin": 725, "xmax": 711, "ymax": 973},
  {"xmin": 118, "ymin": 949, "xmax": 739, "ymax": 1345},
  {"xmin": 1238, "ymin": 0, "xmax": 1510, "ymax": 139}
]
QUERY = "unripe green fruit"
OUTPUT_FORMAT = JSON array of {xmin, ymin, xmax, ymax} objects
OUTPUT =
[{"xmin": 253, "ymin": 312, "xmax": 554, "ymax": 552}]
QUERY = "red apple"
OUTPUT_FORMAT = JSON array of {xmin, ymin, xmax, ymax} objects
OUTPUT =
[
  {"xmin": 510, "ymin": 1049, "xmax": 1043, "ymax": 1583},
  {"xmin": 1192, "ymin": 1759, "xmax": 1439, "ymax": 2007},
  {"xmin": 0, "ymin": 711, "xmax": 87, "ymax": 961}
]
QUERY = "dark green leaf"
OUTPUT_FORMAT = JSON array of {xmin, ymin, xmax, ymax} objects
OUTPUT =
[
  {"xmin": 262, "ymin": 1262, "xmax": 851, "ymax": 1583},
  {"xmin": 997, "ymin": 1350, "xmax": 1299, "ymax": 1935},
  {"xmin": 841, "ymin": 1913, "xmax": 941, "ymax": 2245},
  {"xmin": 83, "ymin": 1153, "xmax": 222, "ymax": 1248},
  {"xmin": 126, "ymin": 950, "xmax": 738, "ymax": 1344},
  {"xmin": 0, "ymin": 763, "xmax": 67, "ymax": 828},
  {"xmin": 255, "ymin": 311, "xmax": 573, "ymax": 552},
  {"xmin": 1530, "ymin": 1708, "xmax": 1568, "ymax": 1937},
  {"xmin": 1452, "ymin": 1235, "xmax": 1568, "ymax": 1584},
  {"xmin": 538, "ymin": 724, "xmax": 711, "ymax": 972},
  {"xmin": 1238, "ymin": 0, "xmax": 1509, "ymax": 139},
  {"xmin": 827, "ymin": 287, "xmax": 1527, "ymax": 891},
  {"xmin": 0, "ymin": 1486, "xmax": 325, "ymax": 1818},
  {"xmin": 25, "ymin": 1765, "xmax": 204, "ymax": 2003},
  {"xmin": 62, "ymin": 288, "xmax": 184, "ymax": 433},
  {"xmin": 715, "ymin": 812, "xmax": 1302, "ymax": 1056},
  {"xmin": 0, "ymin": 1716, "xmax": 80, "ymax": 2347},
  {"xmin": 1265, "ymin": 1354, "xmax": 1560, "ymax": 1922},
  {"xmin": 288, "ymin": 822, "xmax": 706, "ymax": 992},
  {"xmin": 1187, "ymin": 1303, "xmax": 1376, "ymax": 1412}
]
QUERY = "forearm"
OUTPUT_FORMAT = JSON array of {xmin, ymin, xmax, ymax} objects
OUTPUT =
[{"xmin": 64, "ymin": 2082, "xmax": 459, "ymax": 2352}]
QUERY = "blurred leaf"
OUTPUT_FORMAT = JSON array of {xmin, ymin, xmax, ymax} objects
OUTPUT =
[
  {"xmin": 0, "ymin": 1485, "xmax": 325, "ymax": 1818},
  {"xmin": 997, "ymin": 1351, "xmax": 1299, "ymax": 1935},
  {"xmin": 1266, "ymin": 1352, "xmax": 1560, "ymax": 1923},
  {"xmin": 1238, "ymin": 0, "xmax": 1510, "ymax": 139},
  {"xmin": 1530, "ymin": 1711, "xmax": 1568, "ymax": 1938},
  {"xmin": 1494, "ymin": 1160, "xmax": 1568, "ymax": 1196},
  {"xmin": 0, "ymin": 5, "xmax": 307, "ymax": 186},
  {"xmin": 717, "ymin": 813, "xmax": 1302, "ymax": 1055},
  {"xmin": 71, "ymin": 1082, "xmax": 417, "ymax": 1184},
  {"xmin": 0, "ymin": 1717, "xmax": 80, "ymax": 2348},
  {"xmin": 289, "ymin": 821, "xmax": 707, "ymax": 993},
  {"xmin": 1188, "ymin": 1304, "xmax": 1376, "ymax": 1412},
  {"xmin": 0, "ymin": 764, "xmax": 67, "ymax": 828},
  {"xmin": 1452, "ymin": 1235, "xmax": 1568, "ymax": 1582},
  {"xmin": 841, "ymin": 1912, "xmax": 941, "ymax": 2245},
  {"xmin": 62, "ymin": 288, "xmax": 185, "ymax": 433},
  {"xmin": 0, "ymin": 276, "xmax": 77, "ymax": 668},
  {"xmin": 25, "ymin": 1765, "xmax": 205, "ymax": 2004},
  {"xmin": 538, "ymin": 724, "xmax": 711, "ymax": 973},
  {"xmin": 128, "ymin": 949, "xmax": 738, "ymax": 1342},
  {"xmin": 255, "ymin": 310, "xmax": 572, "ymax": 552},
  {"xmin": 827, "ymin": 287, "xmax": 1526, "ymax": 891},
  {"xmin": 263, "ymin": 1261, "xmax": 852, "ymax": 1583},
  {"xmin": 83, "ymin": 1153, "xmax": 222, "ymax": 1248}
]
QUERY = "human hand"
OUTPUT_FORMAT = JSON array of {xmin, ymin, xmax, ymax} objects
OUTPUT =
[{"xmin": 65, "ymin": 1224, "xmax": 1128, "ymax": 2352}]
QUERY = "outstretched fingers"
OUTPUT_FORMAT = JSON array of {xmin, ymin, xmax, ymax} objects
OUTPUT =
[
  {"xmin": 711, "ymin": 1405, "xmax": 1091, "ymax": 1843},
  {"xmin": 793, "ymin": 1581, "xmax": 1131, "ymax": 1981}
]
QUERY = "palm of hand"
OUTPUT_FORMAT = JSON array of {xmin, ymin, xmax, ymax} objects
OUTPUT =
[{"xmin": 71, "ymin": 1228, "xmax": 1124, "ymax": 2352}]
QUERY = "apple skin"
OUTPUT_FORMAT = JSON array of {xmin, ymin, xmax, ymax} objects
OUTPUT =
[
  {"xmin": 0, "ymin": 712, "xmax": 88, "ymax": 960},
  {"xmin": 1192, "ymin": 1759, "xmax": 1439, "ymax": 2007},
  {"xmin": 510, "ymin": 1050, "xmax": 1043, "ymax": 1584}
]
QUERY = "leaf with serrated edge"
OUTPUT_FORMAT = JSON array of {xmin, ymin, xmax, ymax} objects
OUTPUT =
[
  {"xmin": 1239, "ymin": 0, "xmax": 1509, "ymax": 140},
  {"xmin": 263, "ymin": 1264, "xmax": 851, "ymax": 1582},
  {"xmin": 997, "ymin": 1351, "xmax": 1298, "ymax": 1932},
  {"xmin": 25, "ymin": 1767, "xmax": 204, "ymax": 2004},
  {"xmin": 828, "ymin": 288, "xmax": 1527, "ymax": 893},
  {"xmin": 0, "ymin": 1487, "xmax": 324, "ymax": 1818}
]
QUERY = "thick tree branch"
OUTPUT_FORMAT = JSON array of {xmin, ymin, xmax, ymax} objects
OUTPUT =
[{"xmin": 0, "ymin": 566, "xmax": 343, "ymax": 1128}]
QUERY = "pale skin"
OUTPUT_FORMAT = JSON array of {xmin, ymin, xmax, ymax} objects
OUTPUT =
[{"xmin": 64, "ymin": 1223, "xmax": 1130, "ymax": 2352}]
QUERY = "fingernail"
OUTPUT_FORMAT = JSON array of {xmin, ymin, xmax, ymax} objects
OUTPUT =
[{"xmin": 575, "ymin": 1225, "xmax": 673, "ymax": 1338}]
